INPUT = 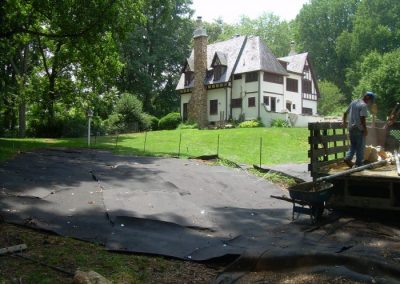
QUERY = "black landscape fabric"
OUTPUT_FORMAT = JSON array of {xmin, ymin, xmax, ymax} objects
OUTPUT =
[
  {"xmin": 0, "ymin": 148, "xmax": 291, "ymax": 260},
  {"xmin": 1, "ymin": 148, "xmax": 400, "ymax": 273}
]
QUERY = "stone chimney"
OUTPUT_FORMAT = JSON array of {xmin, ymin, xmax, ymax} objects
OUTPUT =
[
  {"xmin": 288, "ymin": 40, "xmax": 297, "ymax": 56},
  {"xmin": 188, "ymin": 16, "xmax": 208, "ymax": 128}
]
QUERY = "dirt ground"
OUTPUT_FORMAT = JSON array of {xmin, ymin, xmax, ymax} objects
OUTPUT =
[{"xmin": 0, "ymin": 222, "xmax": 221, "ymax": 283}]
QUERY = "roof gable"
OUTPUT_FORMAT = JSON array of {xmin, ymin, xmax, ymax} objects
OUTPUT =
[
  {"xmin": 177, "ymin": 35, "xmax": 292, "ymax": 90},
  {"xmin": 278, "ymin": 52, "xmax": 308, "ymax": 74},
  {"xmin": 234, "ymin": 36, "xmax": 288, "ymax": 76},
  {"xmin": 212, "ymin": 51, "xmax": 228, "ymax": 66}
]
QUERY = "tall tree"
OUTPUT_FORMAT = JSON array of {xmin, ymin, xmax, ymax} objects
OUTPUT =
[
  {"xmin": 352, "ymin": 50, "xmax": 400, "ymax": 119},
  {"xmin": 317, "ymin": 81, "xmax": 346, "ymax": 115},
  {"xmin": 214, "ymin": 13, "xmax": 293, "ymax": 57},
  {"xmin": 0, "ymin": 0, "xmax": 142, "ymax": 136},
  {"xmin": 336, "ymin": 0, "xmax": 400, "ymax": 99},
  {"xmin": 118, "ymin": 0, "xmax": 194, "ymax": 115},
  {"xmin": 295, "ymin": 0, "xmax": 359, "ymax": 97}
]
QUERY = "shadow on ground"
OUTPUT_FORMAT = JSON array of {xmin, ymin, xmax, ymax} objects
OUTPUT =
[{"xmin": 1, "ymin": 148, "xmax": 400, "ymax": 282}]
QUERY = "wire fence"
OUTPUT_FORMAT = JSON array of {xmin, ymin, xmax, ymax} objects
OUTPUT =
[
  {"xmin": 0, "ymin": 130, "xmax": 309, "ymax": 166},
  {"xmin": 107, "ymin": 131, "xmax": 307, "ymax": 166}
]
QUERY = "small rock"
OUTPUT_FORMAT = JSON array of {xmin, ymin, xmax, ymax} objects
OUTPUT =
[{"xmin": 73, "ymin": 270, "xmax": 111, "ymax": 284}]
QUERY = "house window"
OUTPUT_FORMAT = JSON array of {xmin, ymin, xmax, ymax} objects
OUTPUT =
[
  {"xmin": 231, "ymin": 98, "xmax": 242, "ymax": 108},
  {"xmin": 263, "ymin": 96, "xmax": 269, "ymax": 106},
  {"xmin": 206, "ymin": 70, "xmax": 213, "ymax": 81},
  {"xmin": 286, "ymin": 78, "xmax": 298, "ymax": 92},
  {"xmin": 293, "ymin": 104, "xmax": 296, "ymax": 110},
  {"xmin": 234, "ymin": 74, "xmax": 242, "ymax": 80},
  {"xmin": 302, "ymin": 79, "xmax": 312, "ymax": 94},
  {"xmin": 263, "ymin": 72, "xmax": 283, "ymax": 84},
  {"xmin": 302, "ymin": 107, "xmax": 313, "ymax": 115},
  {"xmin": 245, "ymin": 71, "xmax": 258, "ymax": 83},
  {"xmin": 248, "ymin": 97, "xmax": 256, "ymax": 107},
  {"xmin": 210, "ymin": 99, "xmax": 218, "ymax": 115},
  {"xmin": 279, "ymin": 60, "xmax": 288, "ymax": 70},
  {"xmin": 184, "ymin": 71, "xmax": 194, "ymax": 86},
  {"xmin": 214, "ymin": 66, "xmax": 227, "ymax": 81},
  {"xmin": 182, "ymin": 103, "xmax": 188, "ymax": 121}
]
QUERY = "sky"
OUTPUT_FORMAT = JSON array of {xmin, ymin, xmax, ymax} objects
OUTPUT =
[{"xmin": 191, "ymin": 0, "xmax": 310, "ymax": 23}]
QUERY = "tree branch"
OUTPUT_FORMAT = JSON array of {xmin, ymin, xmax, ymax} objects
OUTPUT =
[{"xmin": 37, "ymin": 36, "xmax": 51, "ymax": 78}]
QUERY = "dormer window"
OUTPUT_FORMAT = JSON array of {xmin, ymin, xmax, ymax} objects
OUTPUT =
[
  {"xmin": 185, "ymin": 71, "xmax": 194, "ymax": 86},
  {"xmin": 214, "ymin": 65, "xmax": 227, "ymax": 81},
  {"xmin": 211, "ymin": 52, "xmax": 227, "ymax": 82},
  {"xmin": 182, "ymin": 59, "xmax": 194, "ymax": 87}
]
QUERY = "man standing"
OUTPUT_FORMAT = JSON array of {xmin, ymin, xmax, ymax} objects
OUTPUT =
[{"xmin": 342, "ymin": 92, "xmax": 375, "ymax": 167}]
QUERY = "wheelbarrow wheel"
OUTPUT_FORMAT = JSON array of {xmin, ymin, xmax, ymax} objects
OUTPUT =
[{"xmin": 310, "ymin": 202, "xmax": 324, "ymax": 223}]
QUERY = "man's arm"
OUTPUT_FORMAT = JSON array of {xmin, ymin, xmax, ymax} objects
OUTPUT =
[{"xmin": 361, "ymin": 116, "xmax": 368, "ymax": 136}]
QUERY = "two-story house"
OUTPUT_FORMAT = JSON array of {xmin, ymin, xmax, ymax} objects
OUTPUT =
[{"xmin": 176, "ymin": 17, "xmax": 322, "ymax": 128}]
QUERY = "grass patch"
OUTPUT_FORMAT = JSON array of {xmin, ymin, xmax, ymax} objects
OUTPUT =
[
  {"xmin": 248, "ymin": 168, "xmax": 297, "ymax": 189},
  {"xmin": 0, "ymin": 127, "xmax": 309, "ymax": 165},
  {"xmin": 0, "ymin": 223, "xmax": 218, "ymax": 283}
]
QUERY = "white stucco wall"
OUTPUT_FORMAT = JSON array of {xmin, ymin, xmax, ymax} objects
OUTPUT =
[
  {"xmin": 260, "ymin": 72, "xmax": 285, "ymax": 114},
  {"xmin": 181, "ymin": 93, "xmax": 191, "ymax": 118},
  {"xmin": 242, "ymin": 93, "xmax": 258, "ymax": 120},
  {"xmin": 283, "ymin": 73, "xmax": 303, "ymax": 115},
  {"xmin": 303, "ymin": 99, "xmax": 318, "ymax": 115},
  {"xmin": 207, "ymin": 88, "xmax": 227, "ymax": 122},
  {"xmin": 231, "ymin": 77, "xmax": 243, "ymax": 120}
]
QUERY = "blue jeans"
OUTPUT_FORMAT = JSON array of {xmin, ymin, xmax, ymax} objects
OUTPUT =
[{"xmin": 345, "ymin": 128, "xmax": 365, "ymax": 167}]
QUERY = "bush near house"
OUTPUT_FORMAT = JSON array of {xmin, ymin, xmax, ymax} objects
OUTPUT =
[
  {"xmin": 147, "ymin": 115, "xmax": 159, "ymax": 131},
  {"xmin": 178, "ymin": 122, "xmax": 198, "ymax": 129},
  {"xmin": 105, "ymin": 93, "xmax": 153, "ymax": 133},
  {"xmin": 158, "ymin": 112, "xmax": 181, "ymax": 130},
  {"xmin": 271, "ymin": 119, "xmax": 291, "ymax": 128},
  {"xmin": 238, "ymin": 120, "xmax": 263, "ymax": 128}
]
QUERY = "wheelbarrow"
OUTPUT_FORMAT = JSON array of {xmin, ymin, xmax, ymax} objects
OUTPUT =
[{"xmin": 271, "ymin": 160, "xmax": 387, "ymax": 223}]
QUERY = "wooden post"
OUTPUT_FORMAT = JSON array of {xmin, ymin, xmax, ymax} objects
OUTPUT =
[
  {"xmin": 217, "ymin": 134, "xmax": 220, "ymax": 157},
  {"xmin": 115, "ymin": 135, "xmax": 119, "ymax": 149},
  {"xmin": 259, "ymin": 137, "xmax": 263, "ymax": 168},
  {"xmin": 178, "ymin": 133, "xmax": 182, "ymax": 157}
]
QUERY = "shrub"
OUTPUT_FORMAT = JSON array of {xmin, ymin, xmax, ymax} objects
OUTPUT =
[
  {"xmin": 142, "ymin": 114, "xmax": 159, "ymax": 131},
  {"xmin": 271, "ymin": 118, "xmax": 291, "ymax": 128},
  {"xmin": 238, "ymin": 120, "xmax": 263, "ymax": 128},
  {"xmin": 177, "ymin": 122, "xmax": 198, "ymax": 129},
  {"xmin": 158, "ymin": 112, "xmax": 181, "ymax": 130},
  {"xmin": 105, "ymin": 93, "xmax": 156, "ymax": 133},
  {"xmin": 115, "ymin": 93, "xmax": 144, "ymax": 131},
  {"xmin": 103, "ymin": 113, "xmax": 123, "ymax": 134},
  {"xmin": 27, "ymin": 117, "xmax": 64, "ymax": 138}
]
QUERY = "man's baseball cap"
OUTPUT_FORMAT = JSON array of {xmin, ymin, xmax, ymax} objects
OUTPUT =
[{"xmin": 365, "ymin": 91, "xmax": 375, "ymax": 102}]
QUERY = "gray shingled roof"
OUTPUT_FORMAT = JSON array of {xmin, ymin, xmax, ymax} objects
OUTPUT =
[
  {"xmin": 213, "ymin": 51, "xmax": 228, "ymax": 66},
  {"xmin": 176, "ymin": 35, "xmax": 246, "ymax": 90},
  {"xmin": 176, "ymin": 35, "xmax": 289, "ymax": 90},
  {"xmin": 279, "ymin": 52, "xmax": 308, "ymax": 74},
  {"xmin": 234, "ymin": 36, "xmax": 288, "ymax": 76}
]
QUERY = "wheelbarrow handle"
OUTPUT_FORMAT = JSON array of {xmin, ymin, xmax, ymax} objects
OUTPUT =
[{"xmin": 315, "ymin": 160, "xmax": 387, "ymax": 182}]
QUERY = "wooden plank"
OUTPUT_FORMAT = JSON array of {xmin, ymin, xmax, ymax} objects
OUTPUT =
[
  {"xmin": 308, "ymin": 145, "xmax": 348, "ymax": 158},
  {"xmin": 308, "ymin": 122, "xmax": 344, "ymax": 131},
  {"xmin": 333, "ymin": 128, "xmax": 338, "ymax": 160},
  {"xmin": 0, "ymin": 244, "xmax": 27, "ymax": 255}
]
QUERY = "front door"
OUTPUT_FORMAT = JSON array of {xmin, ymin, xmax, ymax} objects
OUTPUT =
[{"xmin": 271, "ymin": 97, "xmax": 276, "ymax": 112}]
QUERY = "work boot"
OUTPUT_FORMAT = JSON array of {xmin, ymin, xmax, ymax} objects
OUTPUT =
[{"xmin": 344, "ymin": 159, "xmax": 354, "ymax": 168}]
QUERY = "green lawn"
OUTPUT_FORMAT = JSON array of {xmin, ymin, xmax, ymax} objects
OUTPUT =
[{"xmin": 0, "ymin": 127, "xmax": 310, "ymax": 165}]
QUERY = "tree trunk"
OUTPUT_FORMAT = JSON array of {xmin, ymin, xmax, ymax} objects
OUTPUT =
[
  {"xmin": 48, "ymin": 75, "xmax": 56, "ymax": 121},
  {"xmin": 18, "ymin": 100, "xmax": 26, "ymax": 137}
]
